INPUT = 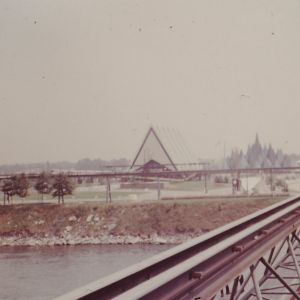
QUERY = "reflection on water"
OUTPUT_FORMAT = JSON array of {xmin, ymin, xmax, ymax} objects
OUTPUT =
[{"xmin": 0, "ymin": 244, "xmax": 171, "ymax": 300}]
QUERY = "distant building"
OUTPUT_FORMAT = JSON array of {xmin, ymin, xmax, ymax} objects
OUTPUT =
[{"xmin": 130, "ymin": 126, "xmax": 198, "ymax": 172}]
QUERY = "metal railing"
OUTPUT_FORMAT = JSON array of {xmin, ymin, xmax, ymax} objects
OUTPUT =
[{"xmin": 54, "ymin": 194, "xmax": 300, "ymax": 300}]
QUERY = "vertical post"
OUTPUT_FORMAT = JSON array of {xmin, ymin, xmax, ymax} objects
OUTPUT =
[
  {"xmin": 246, "ymin": 173, "xmax": 249, "ymax": 196},
  {"xmin": 250, "ymin": 265, "xmax": 263, "ymax": 300},
  {"xmin": 105, "ymin": 177, "xmax": 108, "ymax": 203},
  {"xmin": 229, "ymin": 277, "xmax": 240, "ymax": 300},
  {"xmin": 108, "ymin": 178, "xmax": 112, "ymax": 203},
  {"xmin": 106, "ymin": 177, "xmax": 112, "ymax": 203},
  {"xmin": 270, "ymin": 168, "xmax": 273, "ymax": 197},
  {"xmin": 287, "ymin": 236, "xmax": 300, "ymax": 281},
  {"xmin": 223, "ymin": 141, "xmax": 226, "ymax": 169},
  {"xmin": 204, "ymin": 172, "xmax": 208, "ymax": 194},
  {"xmin": 157, "ymin": 177, "xmax": 161, "ymax": 201}
]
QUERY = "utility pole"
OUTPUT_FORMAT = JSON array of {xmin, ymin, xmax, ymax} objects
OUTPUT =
[
  {"xmin": 223, "ymin": 141, "xmax": 226, "ymax": 169},
  {"xmin": 106, "ymin": 177, "xmax": 112, "ymax": 203},
  {"xmin": 201, "ymin": 163, "xmax": 208, "ymax": 194},
  {"xmin": 204, "ymin": 171, "xmax": 208, "ymax": 194},
  {"xmin": 157, "ymin": 176, "xmax": 161, "ymax": 200},
  {"xmin": 270, "ymin": 168, "xmax": 274, "ymax": 198},
  {"xmin": 246, "ymin": 173, "xmax": 249, "ymax": 196}
]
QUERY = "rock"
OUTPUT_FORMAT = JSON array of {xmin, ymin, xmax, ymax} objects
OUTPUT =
[
  {"xmin": 107, "ymin": 223, "xmax": 116, "ymax": 231},
  {"xmin": 0, "ymin": 232, "xmax": 187, "ymax": 246},
  {"xmin": 27, "ymin": 238, "xmax": 39, "ymax": 246},
  {"xmin": 68, "ymin": 216, "xmax": 77, "ymax": 222},
  {"xmin": 34, "ymin": 220, "xmax": 45, "ymax": 225},
  {"xmin": 86, "ymin": 215, "xmax": 93, "ymax": 223},
  {"xmin": 65, "ymin": 226, "xmax": 72, "ymax": 232}
]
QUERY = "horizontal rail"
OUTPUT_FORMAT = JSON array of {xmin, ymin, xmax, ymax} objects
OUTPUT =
[
  {"xmin": 115, "ymin": 196, "xmax": 300, "ymax": 299},
  {"xmin": 1, "ymin": 166, "xmax": 300, "ymax": 181},
  {"xmin": 54, "ymin": 194, "xmax": 300, "ymax": 300}
]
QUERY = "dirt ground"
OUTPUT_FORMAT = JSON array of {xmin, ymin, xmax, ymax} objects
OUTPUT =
[{"xmin": 0, "ymin": 196, "xmax": 285, "ymax": 242}]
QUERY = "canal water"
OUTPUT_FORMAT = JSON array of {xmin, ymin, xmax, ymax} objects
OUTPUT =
[{"xmin": 0, "ymin": 244, "xmax": 172, "ymax": 300}]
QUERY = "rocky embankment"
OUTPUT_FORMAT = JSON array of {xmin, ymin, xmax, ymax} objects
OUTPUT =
[{"xmin": 0, "ymin": 197, "xmax": 281, "ymax": 246}]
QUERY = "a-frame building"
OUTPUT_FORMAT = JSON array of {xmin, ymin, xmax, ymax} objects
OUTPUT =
[
  {"xmin": 130, "ymin": 127, "xmax": 177, "ymax": 171},
  {"xmin": 130, "ymin": 127, "xmax": 195, "ymax": 172}
]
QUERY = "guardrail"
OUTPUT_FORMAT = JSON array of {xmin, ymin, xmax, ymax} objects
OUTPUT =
[
  {"xmin": 1, "ymin": 166, "xmax": 300, "ymax": 181},
  {"xmin": 55, "ymin": 194, "xmax": 300, "ymax": 300}
]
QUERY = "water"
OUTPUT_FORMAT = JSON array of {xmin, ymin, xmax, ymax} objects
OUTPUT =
[{"xmin": 0, "ymin": 244, "xmax": 171, "ymax": 300}]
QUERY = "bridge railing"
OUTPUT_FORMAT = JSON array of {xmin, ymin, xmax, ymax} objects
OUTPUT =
[{"xmin": 54, "ymin": 194, "xmax": 300, "ymax": 300}]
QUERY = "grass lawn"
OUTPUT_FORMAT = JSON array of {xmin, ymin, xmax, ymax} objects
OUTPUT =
[
  {"xmin": 165, "ymin": 180, "xmax": 230, "ymax": 191},
  {"xmin": 5, "ymin": 188, "xmax": 147, "ymax": 203}
]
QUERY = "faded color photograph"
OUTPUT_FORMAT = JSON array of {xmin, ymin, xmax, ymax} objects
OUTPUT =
[{"xmin": 1, "ymin": 1, "xmax": 300, "ymax": 299}]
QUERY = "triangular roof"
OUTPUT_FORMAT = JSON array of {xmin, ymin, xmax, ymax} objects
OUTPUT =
[
  {"xmin": 131, "ymin": 126, "xmax": 198, "ymax": 171},
  {"xmin": 130, "ymin": 127, "xmax": 178, "ymax": 171}
]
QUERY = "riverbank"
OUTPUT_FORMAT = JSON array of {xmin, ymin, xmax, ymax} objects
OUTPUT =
[{"xmin": 0, "ymin": 197, "xmax": 284, "ymax": 246}]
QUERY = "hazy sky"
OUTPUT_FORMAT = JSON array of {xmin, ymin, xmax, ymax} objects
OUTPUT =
[{"xmin": 1, "ymin": 0, "xmax": 300, "ymax": 164}]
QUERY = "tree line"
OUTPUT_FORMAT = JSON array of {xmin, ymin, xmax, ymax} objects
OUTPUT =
[
  {"xmin": 1, "ymin": 173, "xmax": 74, "ymax": 205},
  {"xmin": 0, "ymin": 158, "xmax": 129, "ymax": 174}
]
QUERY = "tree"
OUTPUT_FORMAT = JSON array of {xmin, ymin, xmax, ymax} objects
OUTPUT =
[
  {"xmin": 281, "ymin": 154, "xmax": 292, "ymax": 167},
  {"xmin": 262, "ymin": 158, "xmax": 272, "ymax": 168},
  {"xmin": 227, "ymin": 149, "xmax": 241, "ymax": 169},
  {"xmin": 246, "ymin": 144, "xmax": 257, "ymax": 168},
  {"xmin": 15, "ymin": 173, "xmax": 30, "ymax": 198},
  {"xmin": 266, "ymin": 144, "xmax": 276, "ymax": 166},
  {"xmin": 253, "ymin": 133, "xmax": 263, "ymax": 156},
  {"xmin": 34, "ymin": 172, "xmax": 52, "ymax": 201},
  {"xmin": 228, "ymin": 134, "xmax": 297, "ymax": 169},
  {"xmin": 275, "ymin": 149, "xmax": 284, "ymax": 167},
  {"xmin": 52, "ymin": 173, "xmax": 74, "ymax": 204},
  {"xmin": 2, "ymin": 179, "xmax": 15, "ymax": 205},
  {"xmin": 1, "ymin": 173, "xmax": 29, "ymax": 204}
]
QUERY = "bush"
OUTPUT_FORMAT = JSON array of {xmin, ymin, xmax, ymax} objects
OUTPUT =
[
  {"xmin": 215, "ymin": 176, "xmax": 229, "ymax": 184},
  {"xmin": 214, "ymin": 176, "xmax": 223, "ymax": 183},
  {"xmin": 275, "ymin": 178, "xmax": 286, "ymax": 188}
]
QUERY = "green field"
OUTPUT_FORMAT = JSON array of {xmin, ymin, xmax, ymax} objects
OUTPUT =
[
  {"xmin": 165, "ymin": 180, "xmax": 230, "ymax": 191},
  {"xmin": 4, "ymin": 188, "xmax": 147, "ymax": 203}
]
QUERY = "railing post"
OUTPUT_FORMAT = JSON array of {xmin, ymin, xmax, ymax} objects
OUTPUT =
[
  {"xmin": 250, "ymin": 264, "xmax": 263, "ymax": 300},
  {"xmin": 157, "ymin": 176, "xmax": 161, "ymax": 200},
  {"xmin": 287, "ymin": 235, "xmax": 300, "ymax": 281}
]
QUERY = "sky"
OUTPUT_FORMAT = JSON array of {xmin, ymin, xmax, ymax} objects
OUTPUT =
[{"xmin": 0, "ymin": 0, "xmax": 300, "ymax": 164}]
